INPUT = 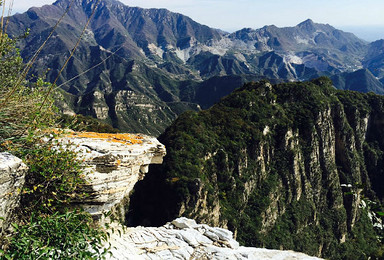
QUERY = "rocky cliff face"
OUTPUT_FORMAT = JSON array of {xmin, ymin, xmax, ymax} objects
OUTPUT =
[
  {"xmin": 127, "ymin": 78, "xmax": 384, "ymax": 259},
  {"xmin": 0, "ymin": 153, "xmax": 27, "ymax": 232},
  {"xmin": 59, "ymin": 132, "xmax": 166, "ymax": 219}
]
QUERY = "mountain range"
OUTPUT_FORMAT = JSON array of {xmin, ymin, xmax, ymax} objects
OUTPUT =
[{"xmin": 6, "ymin": 0, "xmax": 384, "ymax": 134}]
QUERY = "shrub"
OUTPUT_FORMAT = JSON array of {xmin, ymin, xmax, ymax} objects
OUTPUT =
[
  {"xmin": 1, "ymin": 210, "xmax": 108, "ymax": 259},
  {"xmin": 16, "ymin": 138, "xmax": 87, "ymax": 214},
  {"xmin": 0, "ymin": 32, "xmax": 56, "ymax": 149},
  {"xmin": 0, "ymin": 137, "xmax": 109, "ymax": 259}
]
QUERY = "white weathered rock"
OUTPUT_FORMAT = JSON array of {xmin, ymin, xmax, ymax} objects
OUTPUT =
[
  {"xmin": 106, "ymin": 217, "xmax": 324, "ymax": 260},
  {"xmin": 0, "ymin": 152, "xmax": 27, "ymax": 231},
  {"xmin": 60, "ymin": 133, "xmax": 166, "ymax": 218},
  {"xmin": 171, "ymin": 217, "xmax": 198, "ymax": 229}
]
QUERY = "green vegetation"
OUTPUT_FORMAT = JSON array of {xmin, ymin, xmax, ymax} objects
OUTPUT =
[
  {"xmin": 1, "ymin": 138, "xmax": 108, "ymax": 259},
  {"xmin": 0, "ymin": 34, "xmax": 55, "ymax": 146},
  {"xmin": 0, "ymin": 12, "xmax": 109, "ymax": 259},
  {"xmin": 4, "ymin": 210, "xmax": 107, "ymax": 259},
  {"xmin": 17, "ymin": 140, "xmax": 86, "ymax": 213},
  {"xmin": 129, "ymin": 77, "xmax": 384, "ymax": 259}
]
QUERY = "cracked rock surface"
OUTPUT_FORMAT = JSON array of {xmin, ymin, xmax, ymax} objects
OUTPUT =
[{"xmin": 106, "ymin": 217, "xmax": 323, "ymax": 260}]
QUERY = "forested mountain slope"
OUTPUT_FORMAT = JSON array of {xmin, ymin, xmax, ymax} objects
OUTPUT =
[{"xmin": 128, "ymin": 77, "xmax": 384, "ymax": 259}]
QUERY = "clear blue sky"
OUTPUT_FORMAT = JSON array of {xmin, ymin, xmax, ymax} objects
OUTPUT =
[{"xmin": 8, "ymin": 0, "xmax": 384, "ymax": 41}]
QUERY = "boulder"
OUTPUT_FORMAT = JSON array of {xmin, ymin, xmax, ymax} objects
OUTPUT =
[{"xmin": 0, "ymin": 152, "xmax": 27, "ymax": 232}]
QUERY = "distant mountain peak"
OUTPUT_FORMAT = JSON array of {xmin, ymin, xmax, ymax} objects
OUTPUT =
[
  {"xmin": 296, "ymin": 19, "xmax": 317, "ymax": 31},
  {"xmin": 371, "ymin": 39, "xmax": 384, "ymax": 47},
  {"xmin": 53, "ymin": 0, "xmax": 119, "ymax": 9},
  {"xmin": 53, "ymin": 0, "xmax": 87, "ymax": 5},
  {"xmin": 53, "ymin": 0, "xmax": 92, "ymax": 9},
  {"xmin": 299, "ymin": 19, "xmax": 315, "ymax": 25},
  {"xmin": 53, "ymin": 0, "xmax": 113, "ymax": 4}
]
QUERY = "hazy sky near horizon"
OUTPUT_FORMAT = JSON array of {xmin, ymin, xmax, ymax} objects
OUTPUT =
[{"xmin": 8, "ymin": 0, "xmax": 384, "ymax": 40}]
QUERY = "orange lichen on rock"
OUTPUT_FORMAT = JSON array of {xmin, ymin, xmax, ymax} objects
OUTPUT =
[{"xmin": 66, "ymin": 131, "xmax": 143, "ymax": 145}]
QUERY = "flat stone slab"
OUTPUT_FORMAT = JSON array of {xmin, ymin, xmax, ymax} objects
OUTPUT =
[{"xmin": 106, "ymin": 217, "xmax": 323, "ymax": 260}]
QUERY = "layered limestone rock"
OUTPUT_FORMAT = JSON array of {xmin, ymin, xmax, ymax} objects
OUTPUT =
[
  {"xmin": 106, "ymin": 217, "xmax": 323, "ymax": 260},
  {"xmin": 0, "ymin": 152, "xmax": 27, "ymax": 232},
  {"xmin": 60, "ymin": 132, "xmax": 166, "ymax": 219}
]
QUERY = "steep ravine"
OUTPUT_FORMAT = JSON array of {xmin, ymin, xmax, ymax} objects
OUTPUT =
[{"xmin": 127, "ymin": 77, "xmax": 384, "ymax": 259}]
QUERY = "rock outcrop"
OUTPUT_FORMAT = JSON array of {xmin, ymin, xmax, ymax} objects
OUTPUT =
[
  {"xmin": 106, "ymin": 217, "xmax": 323, "ymax": 260},
  {"xmin": 0, "ymin": 152, "xmax": 27, "ymax": 232},
  {"xmin": 0, "ymin": 132, "xmax": 166, "ymax": 228},
  {"xmin": 60, "ymin": 132, "xmax": 166, "ymax": 219}
]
